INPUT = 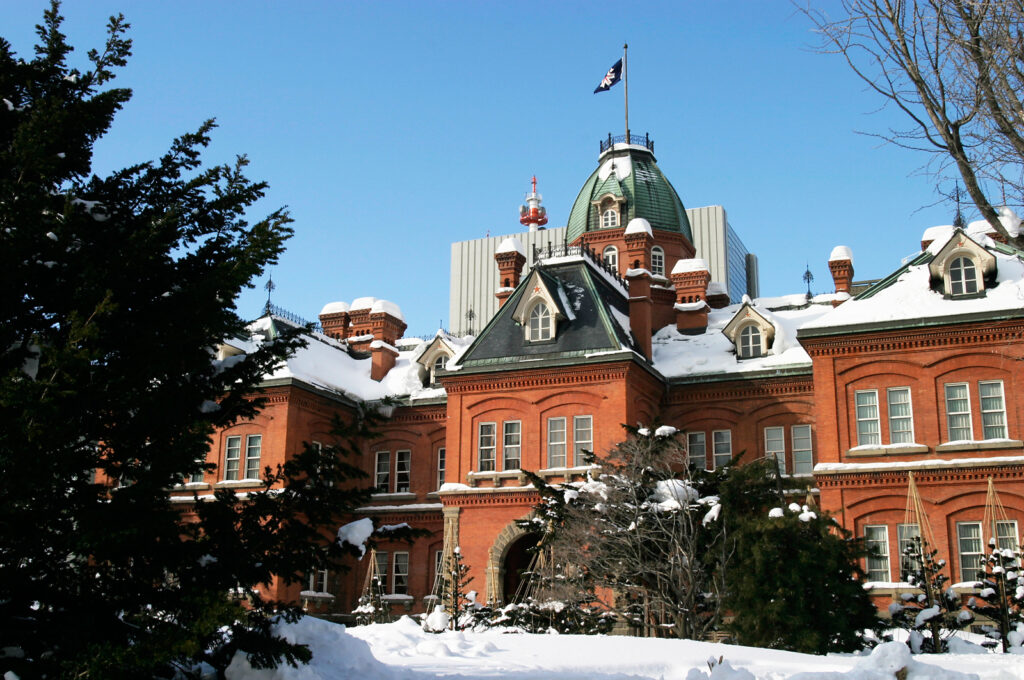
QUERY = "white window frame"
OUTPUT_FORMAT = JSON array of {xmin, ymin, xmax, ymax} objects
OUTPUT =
[
  {"xmin": 979, "ymin": 380, "xmax": 1007, "ymax": 439},
  {"xmin": 503, "ymin": 421, "xmax": 522, "ymax": 470},
  {"xmin": 527, "ymin": 301, "xmax": 552, "ymax": 342},
  {"xmin": 374, "ymin": 451, "xmax": 390, "ymax": 492},
  {"xmin": 395, "ymin": 450, "xmax": 411, "ymax": 493},
  {"xmin": 651, "ymin": 246, "xmax": 665, "ymax": 277},
  {"xmin": 431, "ymin": 354, "xmax": 447, "ymax": 385},
  {"xmin": 244, "ymin": 434, "xmax": 262, "ymax": 480},
  {"xmin": 478, "ymin": 423, "xmax": 496, "ymax": 472},
  {"xmin": 898, "ymin": 523, "xmax": 922, "ymax": 578},
  {"xmin": 948, "ymin": 255, "xmax": 980, "ymax": 296},
  {"xmin": 308, "ymin": 568, "xmax": 329, "ymax": 594},
  {"xmin": 601, "ymin": 207, "xmax": 619, "ymax": 228},
  {"xmin": 224, "ymin": 435, "xmax": 241, "ymax": 480},
  {"xmin": 864, "ymin": 525, "xmax": 891, "ymax": 582},
  {"xmin": 944, "ymin": 382, "xmax": 973, "ymax": 442},
  {"xmin": 687, "ymin": 432, "xmax": 707, "ymax": 471},
  {"xmin": 738, "ymin": 324, "xmax": 762, "ymax": 359},
  {"xmin": 792, "ymin": 424, "xmax": 813, "ymax": 475},
  {"xmin": 374, "ymin": 551, "xmax": 388, "ymax": 590},
  {"xmin": 392, "ymin": 552, "xmax": 409, "ymax": 595},
  {"xmin": 855, "ymin": 390, "xmax": 880, "ymax": 446},
  {"xmin": 764, "ymin": 426, "xmax": 785, "ymax": 475},
  {"xmin": 886, "ymin": 387, "xmax": 914, "ymax": 444},
  {"xmin": 436, "ymin": 447, "xmax": 446, "ymax": 490},
  {"xmin": 996, "ymin": 520, "xmax": 1020, "ymax": 562},
  {"xmin": 573, "ymin": 415, "xmax": 593, "ymax": 467},
  {"xmin": 957, "ymin": 521, "xmax": 984, "ymax": 582},
  {"xmin": 712, "ymin": 430, "xmax": 732, "ymax": 469},
  {"xmin": 547, "ymin": 417, "xmax": 567, "ymax": 468},
  {"xmin": 603, "ymin": 245, "xmax": 618, "ymax": 270}
]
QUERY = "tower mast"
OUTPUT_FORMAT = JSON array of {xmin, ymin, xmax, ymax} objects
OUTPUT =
[{"xmin": 623, "ymin": 43, "xmax": 629, "ymax": 141}]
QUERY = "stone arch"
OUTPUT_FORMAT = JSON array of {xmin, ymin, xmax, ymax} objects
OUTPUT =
[{"xmin": 486, "ymin": 514, "xmax": 540, "ymax": 605}]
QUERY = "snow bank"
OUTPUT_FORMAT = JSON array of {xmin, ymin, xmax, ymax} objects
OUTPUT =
[{"xmin": 789, "ymin": 641, "xmax": 979, "ymax": 680}]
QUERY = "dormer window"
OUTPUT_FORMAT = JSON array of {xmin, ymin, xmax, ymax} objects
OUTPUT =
[
  {"xmin": 651, "ymin": 246, "xmax": 665, "ymax": 277},
  {"xmin": 601, "ymin": 208, "xmax": 619, "ymax": 228},
  {"xmin": 603, "ymin": 245, "xmax": 618, "ymax": 269},
  {"xmin": 738, "ymin": 324, "xmax": 763, "ymax": 359},
  {"xmin": 928, "ymin": 230, "xmax": 996, "ymax": 298},
  {"xmin": 948, "ymin": 256, "xmax": 979, "ymax": 296},
  {"xmin": 528, "ymin": 301, "xmax": 552, "ymax": 341}
]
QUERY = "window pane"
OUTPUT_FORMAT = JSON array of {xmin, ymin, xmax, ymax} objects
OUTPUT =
[
  {"xmin": 651, "ymin": 247, "xmax": 665, "ymax": 277},
  {"xmin": 713, "ymin": 430, "xmax": 732, "ymax": 469},
  {"xmin": 980, "ymin": 381, "xmax": 1007, "ymax": 439},
  {"xmin": 945, "ymin": 383, "xmax": 972, "ymax": 441},
  {"xmin": 950, "ymin": 257, "xmax": 978, "ymax": 295},
  {"xmin": 996, "ymin": 520, "xmax": 1019, "ymax": 553},
  {"xmin": 395, "ymin": 450, "xmax": 410, "ymax": 492},
  {"xmin": 898, "ymin": 523, "xmax": 922, "ymax": 578},
  {"xmin": 375, "ymin": 451, "xmax": 390, "ymax": 492},
  {"xmin": 865, "ymin": 525, "xmax": 890, "ymax": 582},
  {"xmin": 739, "ymin": 325, "xmax": 761, "ymax": 359},
  {"xmin": 437, "ymin": 447, "xmax": 446, "ymax": 490},
  {"xmin": 764, "ymin": 426, "xmax": 785, "ymax": 475},
  {"xmin": 603, "ymin": 246, "xmax": 617, "ymax": 269},
  {"xmin": 503, "ymin": 421, "xmax": 521, "ymax": 470},
  {"xmin": 687, "ymin": 432, "xmax": 706, "ymax": 471},
  {"xmin": 887, "ymin": 387, "xmax": 914, "ymax": 444},
  {"xmin": 224, "ymin": 436, "xmax": 241, "ymax": 481},
  {"xmin": 573, "ymin": 416, "xmax": 593, "ymax": 467},
  {"xmin": 855, "ymin": 390, "xmax": 880, "ymax": 445},
  {"xmin": 374, "ymin": 551, "xmax": 388, "ymax": 590},
  {"xmin": 529, "ymin": 303, "xmax": 551, "ymax": 341},
  {"xmin": 478, "ymin": 423, "xmax": 496, "ymax": 472},
  {"xmin": 547, "ymin": 418, "xmax": 566, "ymax": 468},
  {"xmin": 792, "ymin": 425, "xmax": 813, "ymax": 475},
  {"xmin": 393, "ymin": 552, "xmax": 409, "ymax": 595},
  {"xmin": 245, "ymin": 435, "xmax": 262, "ymax": 479},
  {"xmin": 957, "ymin": 522, "xmax": 983, "ymax": 581}
]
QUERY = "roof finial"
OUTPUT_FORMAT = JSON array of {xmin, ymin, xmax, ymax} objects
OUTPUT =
[
  {"xmin": 264, "ymin": 273, "xmax": 276, "ymax": 313},
  {"xmin": 803, "ymin": 263, "xmax": 814, "ymax": 298}
]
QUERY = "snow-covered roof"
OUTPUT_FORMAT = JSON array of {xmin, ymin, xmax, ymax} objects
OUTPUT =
[
  {"xmin": 624, "ymin": 217, "xmax": 652, "ymax": 235},
  {"xmin": 652, "ymin": 297, "xmax": 834, "ymax": 380},
  {"xmin": 319, "ymin": 301, "xmax": 350, "ymax": 315},
  {"xmin": 802, "ymin": 229, "xmax": 1024, "ymax": 333},
  {"xmin": 370, "ymin": 299, "xmax": 404, "ymax": 322},
  {"xmin": 597, "ymin": 154, "xmax": 631, "ymax": 182},
  {"xmin": 320, "ymin": 297, "xmax": 404, "ymax": 321},
  {"xmin": 495, "ymin": 237, "xmax": 525, "ymax": 256},
  {"xmin": 246, "ymin": 317, "xmax": 471, "ymax": 402},
  {"xmin": 671, "ymin": 257, "xmax": 708, "ymax": 275},
  {"xmin": 828, "ymin": 245, "xmax": 853, "ymax": 263}
]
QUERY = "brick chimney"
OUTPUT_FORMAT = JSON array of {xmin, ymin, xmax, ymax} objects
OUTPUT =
[
  {"xmin": 627, "ymin": 269, "xmax": 653, "ymax": 361},
  {"xmin": 494, "ymin": 237, "xmax": 527, "ymax": 308},
  {"xmin": 623, "ymin": 218, "xmax": 653, "ymax": 272},
  {"xmin": 671, "ymin": 258, "xmax": 711, "ymax": 333},
  {"xmin": 318, "ymin": 301, "xmax": 351, "ymax": 340},
  {"xmin": 706, "ymin": 281, "xmax": 731, "ymax": 309},
  {"xmin": 828, "ymin": 246, "xmax": 854, "ymax": 301},
  {"xmin": 367, "ymin": 300, "xmax": 406, "ymax": 380}
]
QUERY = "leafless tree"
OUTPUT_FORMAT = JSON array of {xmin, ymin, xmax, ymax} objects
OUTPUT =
[
  {"xmin": 537, "ymin": 432, "xmax": 729, "ymax": 639},
  {"xmin": 804, "ymin": 0, "xmax": 1024, "ymax": 246}
]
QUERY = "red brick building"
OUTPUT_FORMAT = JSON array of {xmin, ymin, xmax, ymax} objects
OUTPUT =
[{"xmin": 180, "ymin": 138, "xmax": 1024, "ymax": 620}]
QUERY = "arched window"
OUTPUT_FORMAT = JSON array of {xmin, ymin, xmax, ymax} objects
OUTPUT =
[
  {"xmin": 603, "ymin": 245, "xmax": 618, "ymax": 269},
  {"xmin": 948, "ymin": 256, "xmax": 979, "ymax": 296},
  {"xmin": 528, "ymin": 301, "xmax": 552, "ymax": 341},
  {"xmin": 651, "ymin": 246, "xmax": 665, "ymax": 277},
  {"xmin": 601, "ymin": 208, "xmax": 619, "ymax": 228},
  {"xmin": 738, "ymin": 324, "xmax": 762, "ymax": 359},
  {"xmin": 431, "ymin": 354, "xmax": 447, "ymax": 384}
]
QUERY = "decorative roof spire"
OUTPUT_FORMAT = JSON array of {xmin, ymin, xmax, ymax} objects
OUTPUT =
[{"xmin": 519, "ymin": 175, "xmax": 548, "ymax": 232}]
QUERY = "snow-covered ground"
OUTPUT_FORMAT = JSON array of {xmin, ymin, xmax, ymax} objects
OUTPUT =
[{"xmin": 225, "ymin": 616, "xmax": 1024, "ymax": 680}]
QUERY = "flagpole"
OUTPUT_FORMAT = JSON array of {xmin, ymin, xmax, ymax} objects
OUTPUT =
[{"xmin": 623, "ymin": 43, "xmax": 629, "ymax": 141}]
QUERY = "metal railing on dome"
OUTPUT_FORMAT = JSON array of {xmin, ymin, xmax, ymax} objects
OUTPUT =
[
  {"xmin": 531, "ymin": 240, "xmax": 628, "ymax": 290},
  {"xmin": 599, "ymin": 132, "xmax": 654, "ymax": 154}
]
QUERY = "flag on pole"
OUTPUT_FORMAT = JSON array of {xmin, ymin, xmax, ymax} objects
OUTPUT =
[{"xmin": 593, "ymin": 59, "xmax": 623, "ymax": 93}]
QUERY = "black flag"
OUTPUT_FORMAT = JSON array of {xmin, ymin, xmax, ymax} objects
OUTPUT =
[{"xmin": 594, "ymin": 59, "xmax": 623, "ymax": 93}]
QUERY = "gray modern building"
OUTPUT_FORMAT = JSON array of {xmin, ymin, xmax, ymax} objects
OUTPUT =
[{"xmin": 449, "ymin": 205, "xmax": 758, "ymax": 335}]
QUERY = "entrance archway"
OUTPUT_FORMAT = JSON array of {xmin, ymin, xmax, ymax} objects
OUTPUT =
[{"xmin": 502, "ymin": 532, "xmax": 540, "ymax": 604}]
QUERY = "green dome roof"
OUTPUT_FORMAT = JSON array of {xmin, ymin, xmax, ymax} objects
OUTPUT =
[{"xmin": 566, "ymin": 144, "xmax": 692, "ymax": 244}]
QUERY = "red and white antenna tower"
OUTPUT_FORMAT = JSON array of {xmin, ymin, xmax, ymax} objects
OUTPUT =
[{"xmin": 518, "ymin": 175, "xmax": 548, "ymax": 232}]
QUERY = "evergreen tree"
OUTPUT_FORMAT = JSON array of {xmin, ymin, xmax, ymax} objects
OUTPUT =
[
  {"xmin": 725, "ymin": 503, "xmax": 882, "ymax": 654},
  {"xmin": 966, "ymin": 537, "xmax": 1023, "ymax": 652},
  {"xmin": 889, "ymin": 536, "xmax": 972, "ymax": 653},
  {"xmin": 0, "ymin": 5, "xmax": 375, "ymax": 677}
]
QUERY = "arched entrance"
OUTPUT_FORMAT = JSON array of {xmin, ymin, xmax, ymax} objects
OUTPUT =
[{"xmin": 502, "ymin": 532, "xmax": 540, "ymax": 604}]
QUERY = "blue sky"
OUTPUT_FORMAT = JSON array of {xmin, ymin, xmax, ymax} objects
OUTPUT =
[{"xmin": 3, "ymin": 1, "xmax": 958, "ymax": 335}]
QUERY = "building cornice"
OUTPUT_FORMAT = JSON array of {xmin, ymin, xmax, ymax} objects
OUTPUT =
[
  {"xmin": 799, "ymin": 313, "xmax": 1024, "ymax": 353},
  {"xmin": 666, "ymin": 372, "xmax": 813, "ymax": 402},
  {"xmin": 444, "ymin": 359, "xmax": 649, "ymax": 394}
]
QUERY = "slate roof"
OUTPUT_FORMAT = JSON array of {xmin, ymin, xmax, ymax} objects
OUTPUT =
[
  {"xmin": 454, "ymin": 256, "xmax": 638, "ymax": 371},
  {"xmin": 566, "ymin": 145, "xmax": 693, "ymax": 244}
]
